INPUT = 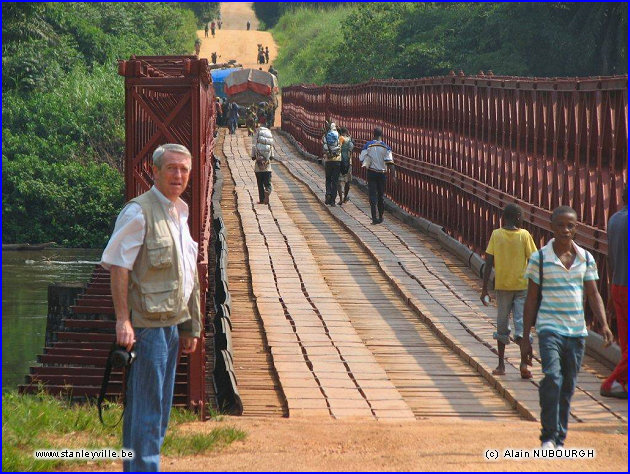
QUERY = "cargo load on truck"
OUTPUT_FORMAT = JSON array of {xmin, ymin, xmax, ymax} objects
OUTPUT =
[
  {"xmin": 210, "ymin": 67, "xmax": 242, "ymax": 100},
  {"xmin": 224, "ymin": 68, "xmax": 279, "ymax": 107}
]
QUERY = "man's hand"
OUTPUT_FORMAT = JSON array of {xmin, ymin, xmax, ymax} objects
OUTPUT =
[
  {"xmin": 116, "ymin": 319, "xmax": 135, "ymax": 351},
  {"xmin": 601, "ymin": 325, "xmax": 615, "ymax": 348},
  {"xmin": 520, "ymin": 338, "xmax": 532, "ymax": 366},
  {"xmin": 181, "ymin": 337, "xmax": 198, "ymax": 354},
  {"xmin": 480, "ymin": 288, "xmax": 490, "ymax": 305}
]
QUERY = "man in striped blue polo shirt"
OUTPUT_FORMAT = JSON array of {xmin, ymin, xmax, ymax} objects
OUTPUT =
[{"xmin": 520, "ymin": 206, "xmax": 614, "ymax": 449}]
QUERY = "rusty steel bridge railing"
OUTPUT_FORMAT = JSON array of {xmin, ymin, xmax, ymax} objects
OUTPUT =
[
  {"xmin": 281, "ymin": 74, "xmax": 627, "ymax": 332},
  {"xmin": 118, "ymin": 55, "xmax": 216, "ymax": 412}
]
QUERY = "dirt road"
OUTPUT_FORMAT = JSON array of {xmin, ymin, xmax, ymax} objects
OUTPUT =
[
  {"xmin": 197, "ymin": 3, "xmax": 277, "ymax": 72},
  {"xmin": 197, "ymin": 3, "xmax": 280, "ymax": 123}
]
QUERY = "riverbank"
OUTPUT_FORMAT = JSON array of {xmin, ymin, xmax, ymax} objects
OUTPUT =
[
  {"xmin": 2, "ymin": 249, "xmax": 102, "ymax": 389},
  {"xmin": 2, "ymin": 390, "xmax": 245, "ymax": 471}
]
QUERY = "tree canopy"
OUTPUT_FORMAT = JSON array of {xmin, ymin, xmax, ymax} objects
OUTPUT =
[
  {"xmin": 2, "ymin": 3, "xmax": 199, "ymax": 247},
  {"xmin": 271, "ymin": 2, "xmax": 627, "ymax": 86}
]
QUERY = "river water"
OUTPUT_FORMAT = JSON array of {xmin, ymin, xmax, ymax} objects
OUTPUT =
[{"xmin": 2, "ymin": 249, "xmax": 102, "ymax": 389}]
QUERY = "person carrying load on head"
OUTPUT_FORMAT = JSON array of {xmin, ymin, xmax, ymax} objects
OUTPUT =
[
  {"xmin": 337, "ymin": 127, "xmax": 354, "ymax": 205},
  {"xmin": 251, "ymin": 126, "xmax": 275, "ymax": 205},
  {"xmin": 322, "ymin": 122, "xmax": 342, "ymax": 206}
]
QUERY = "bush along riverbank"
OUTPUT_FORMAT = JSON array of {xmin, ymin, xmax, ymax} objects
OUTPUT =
[{"xmin": 2, "ymin": 3, "xmax": 203, "ymax": 248}]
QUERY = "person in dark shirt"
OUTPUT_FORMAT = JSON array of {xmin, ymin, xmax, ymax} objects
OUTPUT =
[{"xmin": 600, "ymin": 184, "xmax": 628, "ymax": 399}]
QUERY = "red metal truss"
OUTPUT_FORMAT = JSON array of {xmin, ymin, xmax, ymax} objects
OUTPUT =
[{"xmin": 118, "ymin": 55, "xmax": 216, "ymax": 411}]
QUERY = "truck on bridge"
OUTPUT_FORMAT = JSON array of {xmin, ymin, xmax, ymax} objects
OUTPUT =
[{"xmin": 224, "ymin": 68, "xmax": 279, "ymax": 127}]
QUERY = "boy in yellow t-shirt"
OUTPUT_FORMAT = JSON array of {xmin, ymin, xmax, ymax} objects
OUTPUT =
[{"xmin": 481, "ymin": 204, "xmax": 537, "ymax": 377}]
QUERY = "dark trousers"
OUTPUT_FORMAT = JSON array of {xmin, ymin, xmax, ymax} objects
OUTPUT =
[
  {"xmin": 367, "ymin": 169, "xmax": 387, "ymax": 221},
  {"xmin": 255, "ymin": 171, "xmax": 272, "ymax": 203},
  {"xmin": 538, "ymin": 332, "xmax": 585, "ymax": 446},
  {"xmin": 325, "ymin": 161, "xmax": 341, "ymax": 203}
]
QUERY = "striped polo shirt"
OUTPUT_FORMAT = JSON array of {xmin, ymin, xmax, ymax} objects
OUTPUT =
[{"xmin": 525, "ymin": 239, "xmax": 598, "ymax": 337}]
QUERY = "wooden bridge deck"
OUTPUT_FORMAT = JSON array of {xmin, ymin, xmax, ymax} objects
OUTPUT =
[{"xmin": 219, "ymin": 129, "xmax": 627, "ymax": 424}]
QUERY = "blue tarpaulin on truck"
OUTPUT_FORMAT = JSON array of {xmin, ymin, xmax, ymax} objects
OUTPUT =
[{"xmin": 211, "ymin": 68, "xmax": 242, "ymax": 99}]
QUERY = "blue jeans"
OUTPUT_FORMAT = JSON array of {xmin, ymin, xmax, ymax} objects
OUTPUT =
[
  {"xmin": 538, "ymin": 331, "xmax": 585, "ymax": 446},
  {"xmin": 123, "ymin": 326, "xmax": 180, "ymax": 472},
  {"xmin": 493, "ymin": 290, "xmax": 532, "ymax": 344}
]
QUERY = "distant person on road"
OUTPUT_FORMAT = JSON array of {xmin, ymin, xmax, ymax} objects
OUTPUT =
[
  {"xmin": 600, "ymin": 184, "xmax": 627, "ymax": 399},
  {"xmin": 226, "ymin": 101, "xmax": 239, "ymax": 135},
  {"xmin": 247, "ymin": 20, "xmax": 251, "ymax": 31},
  {"xmin": 337, "ymin": 127, "xmax": 354, "ymax": 205},
  {"xmin": 359, "ymin": 127, "xmax": 396, "ymax": 224},
  {"xmin": 256, "ymin": 102, "xmax": 268, "ymax": 127},
  {"xmin": 194, "ymin": 38, "xmax": 201, "ymax": 56},
  {"xmin": 322, "ymin": 122, "xmax": 342, "ymax": 206},
  {"xmin": 481, "ymin": 204, "xmax": 537, "ymax": 378},
  {"xmin": 218, "ymin": 20, "xmax": 222, "ymax": 30},
  {"xmin": 520, "ymin": 206, "xmax": 614, "ymax": 449},
  {"xmin": 215, "ymin": 97, "xmax": 224, "ymax": 125},
  {"xmin": 268, "ymin": 65, "xmax": 278, "ymax": 78},
  {"xmin": 211, "ymin": 51, "xmax": 218, "ymax": 64},
  {"xmin": 265, "ymin": 101, "xmax": 275, "ymax": 127},
  {"xmin": 245, "ymin": 107, "xmax": 257, "ymax": 136},
  {"xmin": 264, "ymin": 46, "xmax": 270, "ymax": 64},
  {"xmin": 252, "ymin": 126, "xmax": 274, "ymax": 204},
  {"xmin": 210, "ymin": 21, "xmax": 216, "ymax": 37},
  {"xmin": 204, "ymin": 23, "xmax": 209, "ymax": 38}
]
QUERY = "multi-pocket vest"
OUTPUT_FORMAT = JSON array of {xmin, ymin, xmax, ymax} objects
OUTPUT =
[{"xmin": 127, "ymin": 191, "xmax": 192, "ymax": 329}]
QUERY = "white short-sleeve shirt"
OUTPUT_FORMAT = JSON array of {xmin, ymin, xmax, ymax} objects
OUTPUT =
[{"xmin": 100, "ymin": 186, "xmax": 198, "ymax": 301}]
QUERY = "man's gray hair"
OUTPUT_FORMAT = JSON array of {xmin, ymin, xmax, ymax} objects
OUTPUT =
[{"xmin": 153, "ymin": 144, "xmax": 192, "ymax": 169}]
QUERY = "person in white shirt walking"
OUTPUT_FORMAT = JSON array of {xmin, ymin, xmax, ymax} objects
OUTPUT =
[
  {"xmin": 359, "ymin": 127, "xmax": 396, "ymax": 224},
  {"xmin": 101, "ymin": 144, "xmax": 201, "ymax": 471}
]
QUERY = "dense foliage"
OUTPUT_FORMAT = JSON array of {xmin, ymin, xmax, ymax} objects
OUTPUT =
[
  {"xmin": 253, "ymin": 2, "xmax": 342, "ymax": 29},
  {"xmin": 2, "ymin": 3, "xmax": 198, "ymax": 247},
  {"xmin": 271, "ymin": 2, "xmax": 627, "ymax": 86},
  {"xmin": 179, "ymin": 2, "xmax": 220, "ymax": 27}
]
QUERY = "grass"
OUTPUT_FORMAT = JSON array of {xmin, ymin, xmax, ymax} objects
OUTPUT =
[
  {"xmin": 2, "ymin": 389, "xmax": 246, "ymax": 471},
  {"xmin": 271, "ymin": 5, "xmax": 356, "ymax": 87}
]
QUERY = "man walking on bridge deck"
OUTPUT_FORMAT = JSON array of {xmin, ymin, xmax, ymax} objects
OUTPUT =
[
  {"xmin": 359, "ymin": 127, "xmax": 396, "ymax": 224},
  {"xmin": 520, "ymin": 206, "xmax": 613, "ymax": 449},
  {"xmin": 101, "ymin": 144, "xmax": 201, "ymax": 471},
  {"xmin": 600, "ymin": 184, "xmax": 628, "ymax": 399}
]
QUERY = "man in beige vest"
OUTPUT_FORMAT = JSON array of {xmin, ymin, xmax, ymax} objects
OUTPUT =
[{"xmin": 101, "ymin": 144, "xmax": 201, "ymax": 471}]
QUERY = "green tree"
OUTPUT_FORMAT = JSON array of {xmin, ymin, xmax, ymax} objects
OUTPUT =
[{"xmin": 2, "ymin": 3, "xmax": 198, "ymax": 247}]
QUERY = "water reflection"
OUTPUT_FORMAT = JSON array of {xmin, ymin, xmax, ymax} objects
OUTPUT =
[{"xmin": 2, "ymin": 249, "xmax": 102, "ymax": 389}]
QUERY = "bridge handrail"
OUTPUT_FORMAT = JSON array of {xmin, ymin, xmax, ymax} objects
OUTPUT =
[{"xmin": 281, "ymin": 74, "xmax": 627, "ymax": 333}]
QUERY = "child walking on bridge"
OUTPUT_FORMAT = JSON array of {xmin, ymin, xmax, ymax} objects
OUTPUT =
[{"xmin": 481, "ymin": 204, "xmax": 537, "ymax": 378}]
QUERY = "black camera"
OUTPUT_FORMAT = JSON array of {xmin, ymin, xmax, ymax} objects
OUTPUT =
[{"xmin": 110, "ymin": 345, "xmax": 136, "ymax": 368}]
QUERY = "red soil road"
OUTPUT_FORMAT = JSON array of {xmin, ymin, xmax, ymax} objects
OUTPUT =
[{"xmin": 197, "ymin": 2, "xmax": 281, "ymax": 123}]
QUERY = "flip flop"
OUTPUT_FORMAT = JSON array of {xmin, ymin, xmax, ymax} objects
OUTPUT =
[
  {"xmin": 520, "ymin": 363, "xmax": 533, "ymax": 379},
  {"xmin": 492, "ymin": 368, "xmax": 506, "ymax": 376}
]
